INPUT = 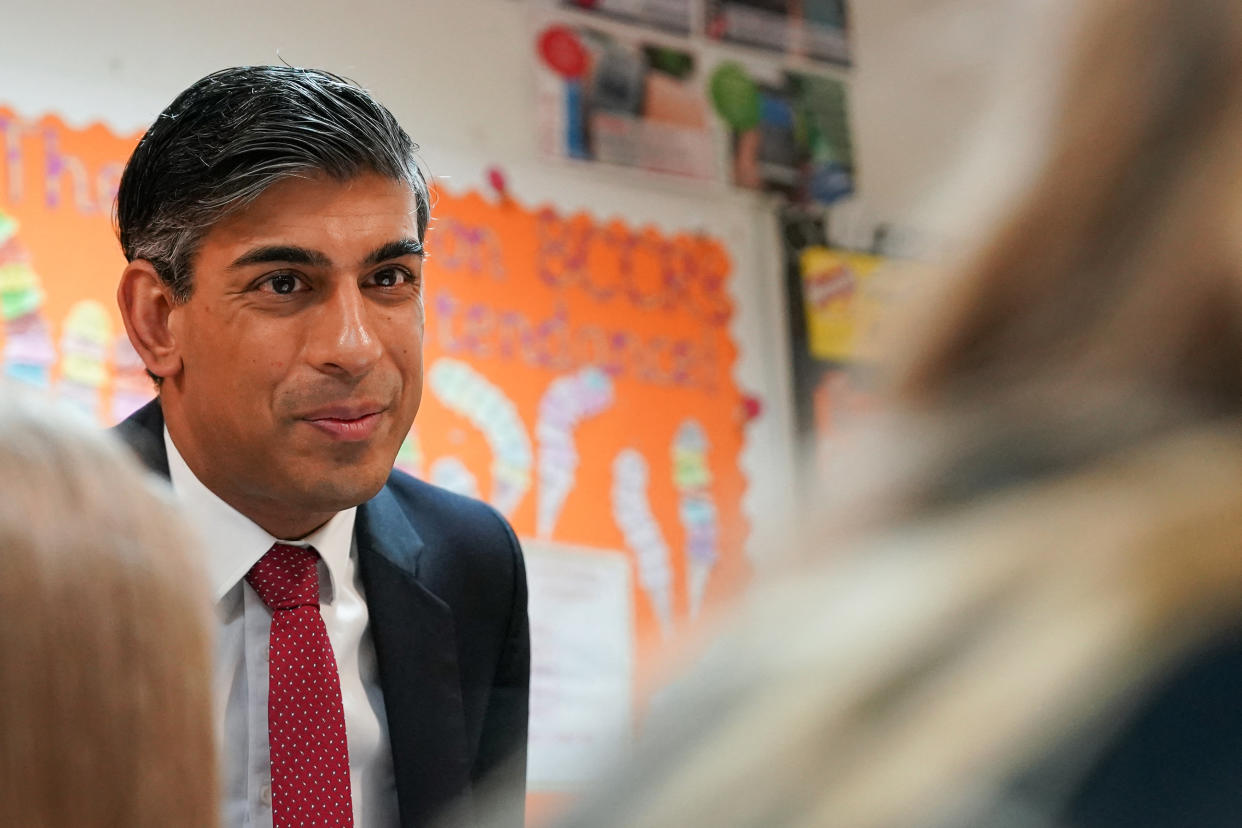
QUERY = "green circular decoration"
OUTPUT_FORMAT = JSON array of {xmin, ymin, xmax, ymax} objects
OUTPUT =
[{"xmin": 709, "ymin": 62, "xmax": 760, "ymax": 131}]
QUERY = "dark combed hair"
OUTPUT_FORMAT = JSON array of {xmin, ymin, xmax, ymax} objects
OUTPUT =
[{"xmin": 116, "ymin": 66, "xmax": 430, "ymax": 302}]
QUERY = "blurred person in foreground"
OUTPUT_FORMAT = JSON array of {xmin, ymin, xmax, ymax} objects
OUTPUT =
[
  {"xmin": 0, "ymin": 387, "xmax": 216, "ymax": 827},
  {"xmin": 113, "ymin": 66, "xmax": 529, "ymax": 828},
  {"xmin": 548, "ymin": 0, "xmax": 1242, "ymax": 826}
]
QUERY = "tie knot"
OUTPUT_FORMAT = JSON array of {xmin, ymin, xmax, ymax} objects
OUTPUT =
[{"xmin": 245, "ymin": 543, "xmax": 321, "ymax": 611}]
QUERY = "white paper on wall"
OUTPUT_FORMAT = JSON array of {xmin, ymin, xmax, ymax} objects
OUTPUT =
[{"xmin": 525, "ymin": 540, "xmax": 635, "ymax": 789}]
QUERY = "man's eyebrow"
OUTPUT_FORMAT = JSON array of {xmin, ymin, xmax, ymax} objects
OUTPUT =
[
  {"xmin": 364, "ymin": 238, "xmax": 425, "ymax": 266},
  {"xmin": 228, "ymin": 245, "xmax": 332, "ymax": 270}
]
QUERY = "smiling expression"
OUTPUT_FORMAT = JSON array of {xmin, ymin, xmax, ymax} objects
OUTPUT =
[{"xmin": 159, "ymin": 172, "xmax": 425, "ymax": 537}]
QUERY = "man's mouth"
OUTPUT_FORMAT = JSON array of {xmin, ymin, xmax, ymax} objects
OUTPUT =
[{"xmin": 300, "ymin": 404, "xmax": 385, "ymax": 441}]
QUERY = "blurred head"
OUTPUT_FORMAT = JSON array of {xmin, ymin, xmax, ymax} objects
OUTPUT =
[
  {"xmin": 0, "ymin": 387, "xmax": 216, "ymax": 827},
  {"xmin": 887, "ymin": 0, "xmax": 1242, "ymax": 492},
  {"xmin": 115, "ymin": 67, "xmax": 430, "ymax": 537}
]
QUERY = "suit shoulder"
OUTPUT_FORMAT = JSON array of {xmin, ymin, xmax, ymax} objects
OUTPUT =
[
  {"xmin": 110, "ymin": 398, "xmax": 168, "ymax": 476},
  {"xmin": 383, "ymin": 468, "xmax": 521, "ymax": 554}
]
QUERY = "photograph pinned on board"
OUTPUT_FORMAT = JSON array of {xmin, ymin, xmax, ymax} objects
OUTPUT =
[
  {"xmin": 535, "ymin": 22, "xmax": 716, "ymax": 180},
  {"xmin": 705, "ymin": 0, "xmax": 851, "ymax": 65},
  {"xmin": 708, "ymin": 61, "xmax": 854, "ymax": 204},
  {"xmin": 559, "ymin": 0, "xmax": 693, "ymax": 36}
]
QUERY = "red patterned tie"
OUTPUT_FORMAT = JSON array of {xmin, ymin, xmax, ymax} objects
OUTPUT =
[{"xmin": 246, "ymin": 543, "xmax": 354, "ymax": 827}]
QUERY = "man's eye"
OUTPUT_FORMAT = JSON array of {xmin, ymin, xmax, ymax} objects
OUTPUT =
[
  {"xmin": 260, "ymin": 273, "xmax": 304, "ymax": 295},
  {"xmin": 371, "ymin": 267, "xmax": 411, "ymax": 288}
]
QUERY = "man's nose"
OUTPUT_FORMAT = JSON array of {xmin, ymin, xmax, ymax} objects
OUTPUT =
[{"xmin": 310, "ymin": 283, "xmax": 384, "ymax": 378}]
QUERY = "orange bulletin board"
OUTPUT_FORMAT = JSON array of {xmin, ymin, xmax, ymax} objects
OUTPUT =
[{"xmin": 0, "ymin": 105, "xmax": 751, "ymax": 807}]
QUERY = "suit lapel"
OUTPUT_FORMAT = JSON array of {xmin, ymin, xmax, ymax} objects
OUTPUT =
[
  {"xmin": 112, "ymin": 398, "xmax": 170, "ymax": 478},
  {"xmin": 356, "ymin": 487, "xmax": 474, "ymax": 828}
]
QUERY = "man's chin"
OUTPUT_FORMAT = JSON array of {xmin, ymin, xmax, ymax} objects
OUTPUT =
[{"xmin": 300, "ymin": 467, "xmax": 391, "ymax": 513}]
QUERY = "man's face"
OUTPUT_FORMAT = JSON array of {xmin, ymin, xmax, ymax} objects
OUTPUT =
[{"xmin": 161, "ymin": 172, "xmax": 425, "ymax": 537}]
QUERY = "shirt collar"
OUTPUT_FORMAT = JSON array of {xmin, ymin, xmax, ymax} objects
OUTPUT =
[{"xmin": 163, "ymin": 427, "xmax": 356, "ymax": 605}]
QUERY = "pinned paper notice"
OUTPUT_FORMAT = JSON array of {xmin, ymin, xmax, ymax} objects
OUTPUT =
[{"xmin": 525, "ymin": 540, "xmax": 634, "ymax": 789}]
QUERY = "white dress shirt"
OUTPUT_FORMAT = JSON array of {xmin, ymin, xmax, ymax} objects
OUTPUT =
[{"xmin": 165, "ymin": 429, "xmax": 399, "ymax": 827}]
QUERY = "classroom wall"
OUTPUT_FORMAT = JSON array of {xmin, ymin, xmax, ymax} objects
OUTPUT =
[{"xmin": 0, "ymin": 0, "xmax": 801, "ymax": 565}]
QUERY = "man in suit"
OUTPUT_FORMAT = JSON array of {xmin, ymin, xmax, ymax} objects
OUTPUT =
[{"xmin": 111, "ymin": 66, "xmax": 529, "ymax": 828}]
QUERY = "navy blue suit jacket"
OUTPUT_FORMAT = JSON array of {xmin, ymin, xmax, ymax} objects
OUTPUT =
[{"xmin": 113, "ymin": 399, "xmax": 529, "ymax": 828}]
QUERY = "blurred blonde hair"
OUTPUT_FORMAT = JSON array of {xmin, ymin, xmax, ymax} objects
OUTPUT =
[
  {"xmin": 830, "ymin": 0, "xmax": 1242, "ymax": 552},
  {"xmin": 0, "ymin": 388, "xmax": 216, "ymax": 827},
  {"xmin": 898, "ymin": 0, "xmax": 1242, "ymax": 424},
  {"xmin": 554, "ymin": 1, "xmax": 1242, "ymax": 826}
]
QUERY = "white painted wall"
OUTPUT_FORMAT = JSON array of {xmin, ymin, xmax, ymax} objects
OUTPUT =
[
  {"xmin": 841, "ymin": 0, "xmax": 1075, "ymax": 252},
  {"xmin": 1, "ymin": 0, "xmax": 798, "ymax": 565}
]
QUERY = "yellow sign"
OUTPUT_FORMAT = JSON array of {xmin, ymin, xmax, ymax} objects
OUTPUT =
[{"xmin": 799, "ymin": 246, "xmax": 884, "ymax": 362}]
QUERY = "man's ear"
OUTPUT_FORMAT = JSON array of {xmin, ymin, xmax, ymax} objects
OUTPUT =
[{"xmin": 117, "ymin": 260, "xmax": 183, "ymax": 382}]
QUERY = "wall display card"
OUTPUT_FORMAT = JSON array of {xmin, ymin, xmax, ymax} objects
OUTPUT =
[
  {"xmin": 708, "ymin": 61, "xmax": 853, "ymax": 205},
  {"xmin": 705, "ymin": 0, "xmax": 851, "ymax": 65},
  {"xmin": 525, "ymin": 541, "xmax": 634, "ymax": 788},
  {"xmin": 536, "ymin": 22, "xmax": 716, "ymax": 179},
  {"xmin": 560, "ymin": 0, "xmax": 693, "ymax": 35},
  {"xmin": 799, "ymin": 245, "xmax": 883, "ymax": 362}
]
